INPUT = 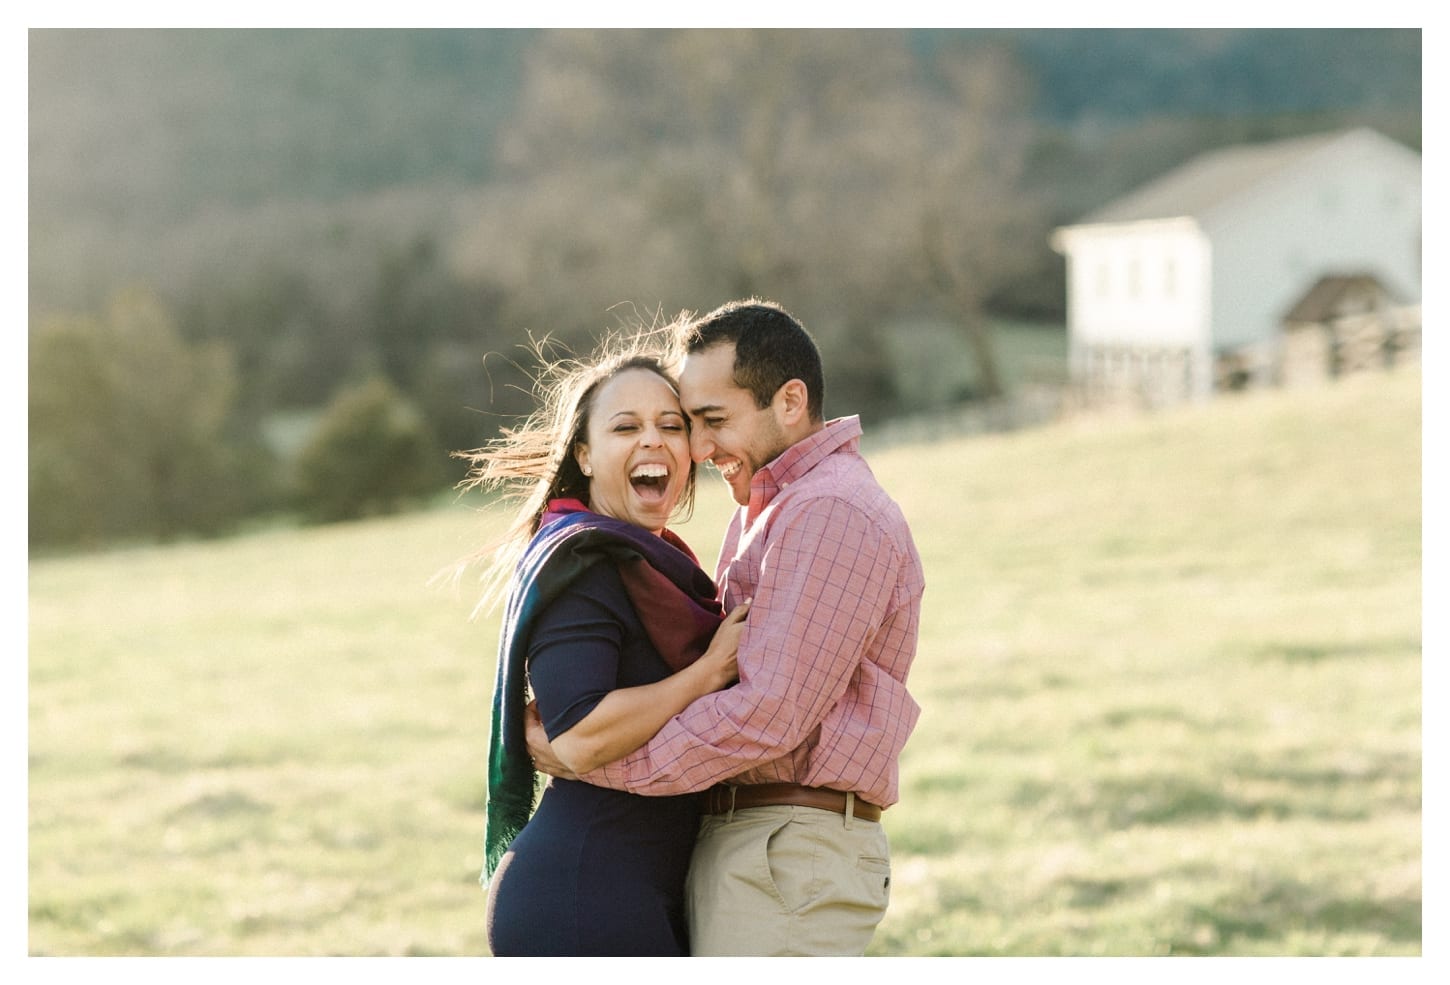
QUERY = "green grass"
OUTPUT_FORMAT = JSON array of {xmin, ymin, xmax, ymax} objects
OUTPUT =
[{"xmin": 27, "ymin": 367, "xmax": 1421, "ymax": 955}]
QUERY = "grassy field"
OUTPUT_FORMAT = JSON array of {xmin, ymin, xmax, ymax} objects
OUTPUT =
[{"xmin": 27, "ymin": 367, "xmax": 1421, "ymax": 956}]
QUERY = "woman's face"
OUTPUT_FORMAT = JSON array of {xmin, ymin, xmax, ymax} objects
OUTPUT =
[{"xmin": 574, "ymin": 368, "xmax": 691, "ymax": 533}]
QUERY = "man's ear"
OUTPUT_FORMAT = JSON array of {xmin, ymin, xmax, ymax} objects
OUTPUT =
[{"xmin": 775, "ymin": 379, "xmax": 810, "ymax": 427}]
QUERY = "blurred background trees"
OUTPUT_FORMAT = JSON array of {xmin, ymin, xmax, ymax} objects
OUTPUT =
[
  {"xmin": 28, "ymin": 289, "xmax": 273, "ymax": 547},
  {"xmin": 26, "ymin": 28, "xmax": 1422, "ymax": 550}
]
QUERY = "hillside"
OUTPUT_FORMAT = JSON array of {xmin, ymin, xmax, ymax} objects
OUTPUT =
[
  {"xmin": 28, "ymin": 28, "xmax": 1421, "ymax": 316},
  {"xmin": 27, "ymin": 366, "xmax": 1422, "ymax": 955}
]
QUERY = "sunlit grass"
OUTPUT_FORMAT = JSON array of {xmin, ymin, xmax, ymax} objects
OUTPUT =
[
  {"xmin": 28, "ymin": 367, "xmax": 1420, "ymax": 955},
  {"xmin": 869, "ymin": 367, "xmax": 1420, "ymax": 956}
]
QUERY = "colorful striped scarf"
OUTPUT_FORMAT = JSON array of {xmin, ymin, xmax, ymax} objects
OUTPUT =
[{"xmin": 482, "ymin": 499, "xmax": 724, "ymax": 882}]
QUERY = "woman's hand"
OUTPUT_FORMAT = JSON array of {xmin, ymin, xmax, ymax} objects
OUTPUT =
[{"xmin": 696, "ymin": 599, "xmax": 750, "ymax": 692}]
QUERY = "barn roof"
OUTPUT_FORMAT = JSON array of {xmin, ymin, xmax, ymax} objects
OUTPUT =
[
  {"xmin": 1282, "ymin": 273, "xmax": 1391, "ymax": 323},
  {"xmin": 1074, "ymin": 128, "xmax": 1375, "ymax": 227}
]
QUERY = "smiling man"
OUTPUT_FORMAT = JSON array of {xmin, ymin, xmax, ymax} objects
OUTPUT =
[{"xmin": 532, "ymin": 298, "xmax": 925, "ymax": 955}]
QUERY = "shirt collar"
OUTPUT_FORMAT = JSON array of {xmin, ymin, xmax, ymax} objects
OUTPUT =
[{"xmin": 754, "ymin": 415, "xmax": 863, "ymax": 494}]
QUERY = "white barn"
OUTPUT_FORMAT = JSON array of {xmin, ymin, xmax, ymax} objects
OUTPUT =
[{"xmin": 1050, "ymin": 127, "xmax": 1421, "ymax": 403}]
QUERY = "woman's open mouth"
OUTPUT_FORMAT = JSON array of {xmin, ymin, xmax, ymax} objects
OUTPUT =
[{"xmin": 629, "ymin": 462, "xmax": 671, "ymax": 503}]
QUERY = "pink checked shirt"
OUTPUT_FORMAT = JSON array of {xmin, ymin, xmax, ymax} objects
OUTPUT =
[{"xmin": 585, "ymin": 416, "xmax": 924, "ymax": 808}]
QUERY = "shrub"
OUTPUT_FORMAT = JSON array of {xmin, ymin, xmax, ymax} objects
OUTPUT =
[{"xmin": 291, "ymin": 376, "xmax": 447, "ymax": 523}]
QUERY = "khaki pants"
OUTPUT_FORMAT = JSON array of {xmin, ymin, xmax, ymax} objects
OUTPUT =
[{"xmin": 684, "ymin": 804, "xmax": 892, "ymax": 956}]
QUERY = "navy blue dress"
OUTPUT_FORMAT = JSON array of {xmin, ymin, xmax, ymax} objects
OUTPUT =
[{"xmin": 484, "ymin": 561, "xmax": 703, "ymax": 956}]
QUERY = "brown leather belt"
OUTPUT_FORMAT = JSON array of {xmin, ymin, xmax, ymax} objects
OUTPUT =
[{"xmin": 702, "ymin": 782, "xmax": 883, "ymax": 822}]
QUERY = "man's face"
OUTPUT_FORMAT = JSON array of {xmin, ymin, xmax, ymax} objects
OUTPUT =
[{"xmin": 677, "ymin": 343, "xmax": 790, "ymax": 506}]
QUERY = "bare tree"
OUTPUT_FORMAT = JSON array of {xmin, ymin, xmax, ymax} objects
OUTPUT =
[
  {"xmin": 452, "ymin": 29, "xmax": 1039, "ymax": 404},
  {"xmin": 908, "ymin": 39, "xmax": 1043, "ymax": 399}
]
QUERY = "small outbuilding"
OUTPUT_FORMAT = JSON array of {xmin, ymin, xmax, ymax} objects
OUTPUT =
[{"xmin": 1278, "ymin": 273, "xmax": 1422, "ymax": 386}]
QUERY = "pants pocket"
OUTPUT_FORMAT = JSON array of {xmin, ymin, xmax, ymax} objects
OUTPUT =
[
  {"xmin": 857, "ymin": 854, "xmax": 892, "ymax": 909},
  {"xmin": 762, "ymin": 817, "xmax": 823, "ymax": 913}
]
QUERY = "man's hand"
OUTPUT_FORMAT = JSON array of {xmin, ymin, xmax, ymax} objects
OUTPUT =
[{"xmin": 524, "ymin": 700, "xmax": 579, "ymax": 780}]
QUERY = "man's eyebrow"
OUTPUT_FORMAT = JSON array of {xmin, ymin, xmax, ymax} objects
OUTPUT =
[{"xmin": 686, "ymin": 403, "xmax": 725, "ymax": 417}]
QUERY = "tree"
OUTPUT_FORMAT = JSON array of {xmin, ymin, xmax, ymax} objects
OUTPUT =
[
  {"xmin": 907, "ymin": 38, "xmax": 1045, "ymax": 398},
  {"xmin": 291, "ymin": 376, "xmax": 447, "ymax": 523},
  {"xmin": 29, "ymin": 288, "xmax": 260, "ymax": 548},
  {"xmin": 452, "ymin": 29, "xmax": 1042, "ymax": 407}
]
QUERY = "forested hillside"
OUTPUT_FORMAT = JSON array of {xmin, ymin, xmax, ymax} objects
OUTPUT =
[
  {"xmin": 29, "ymin": 28, "xmax": 1421, "ymax": 319},
  {"xmin": 26, "ymin": 28, "xmax": 1422, "ymax": 549}
]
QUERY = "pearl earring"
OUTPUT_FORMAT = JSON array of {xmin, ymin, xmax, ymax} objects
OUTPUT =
[{"xmin": 582, "ymin": 465, "xmax": 592, "ymax": 476}]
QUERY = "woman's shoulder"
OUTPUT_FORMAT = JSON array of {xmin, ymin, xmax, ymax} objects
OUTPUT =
[
  {"xmin": 567, "ymin": 555, "xmax": 630, "ymax": 597},
  {"xmin": 535, "ymin": 557, "xmax": 639, "ymax": 629}
]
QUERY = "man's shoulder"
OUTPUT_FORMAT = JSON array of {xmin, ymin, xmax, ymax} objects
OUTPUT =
[
  {"xmin": 780, "ymin": 460, "xmax": 918, "ymax": 552},
  {"xmin": 798, "ymin": 448, "xmax": 905, "ymax": 517},
  {"xmin": 762, "ymin": 474, "xmax": 923, "ymax": 604}
]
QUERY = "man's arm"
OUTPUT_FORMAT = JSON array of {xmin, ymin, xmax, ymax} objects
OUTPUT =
[
  {"xmin": 574, "ymin": 497, "xmax": 900, "ymax": 794},
  {"xmin": 530, "ymin": 601, "xmax": 747, "ymax": 774}
]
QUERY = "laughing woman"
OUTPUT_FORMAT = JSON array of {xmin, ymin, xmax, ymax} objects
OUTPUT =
[{"xmin": 456, "ymin": 338, "xmax": 749, "ymax": 956}]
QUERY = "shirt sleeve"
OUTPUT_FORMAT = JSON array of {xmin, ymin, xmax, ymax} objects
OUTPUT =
[
  {"xmin": 526, "ymin": 564, "xmax": 626, "ymax": 740},
  {"xmin": 579, "ymin": 495, "xmax": 900, "ymax": 794}
]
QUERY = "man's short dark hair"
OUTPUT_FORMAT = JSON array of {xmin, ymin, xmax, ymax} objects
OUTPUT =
[{"xmin": 679, "ymin": 299, "xmax": 825, "ymax": 422}]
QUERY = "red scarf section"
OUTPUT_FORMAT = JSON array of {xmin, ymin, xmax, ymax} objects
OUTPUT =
[{"xmin": 541, "ymin": 498, "xmax": 722, "ymax": 672}]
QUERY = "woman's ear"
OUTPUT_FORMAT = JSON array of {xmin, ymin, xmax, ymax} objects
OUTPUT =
[{"xmin": 573, "ymin": 443, "xmax": 593, "ymax": 477}]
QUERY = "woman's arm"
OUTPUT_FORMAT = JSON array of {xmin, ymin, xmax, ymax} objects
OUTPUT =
[{"xmin": 546, "ymin": 601, "xmax": 748, "ymax": 774}]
